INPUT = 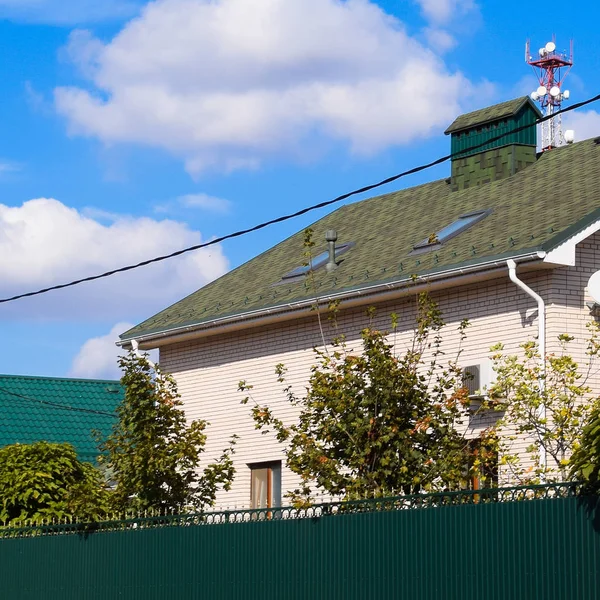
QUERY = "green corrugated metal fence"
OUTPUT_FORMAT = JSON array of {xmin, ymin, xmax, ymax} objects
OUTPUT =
[{"xmin": 1, "ymin": 483, "xmax": 599, "ymax": 599}]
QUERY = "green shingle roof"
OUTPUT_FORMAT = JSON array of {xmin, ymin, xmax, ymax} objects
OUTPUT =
[
  {"xmin": 445, "ymin": 97, "xmax": 541, "ymax": 134},
  {"xmin": 0, "ymin": 375, "xmax": 122, "ymax": 462},
  {"xmin": 122, "ymin": 138, "xmax": 600, "ymax": 343}
]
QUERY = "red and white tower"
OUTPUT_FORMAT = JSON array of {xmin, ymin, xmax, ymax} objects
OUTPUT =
[{"xmin": 526, "ymin": 37, "xmax": 573, "ymax": 150}]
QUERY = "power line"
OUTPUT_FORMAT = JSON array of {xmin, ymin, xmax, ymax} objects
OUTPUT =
[
  {"xmin": 1, "ymin": 93, "xmax": 599, "ymax": 306},
  {"xmin": 0, "ymin": 385, "xmax": 116, "ymax": 418}
]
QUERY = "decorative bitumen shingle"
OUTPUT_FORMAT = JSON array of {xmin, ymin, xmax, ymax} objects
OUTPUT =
[
  {"xmin": 121, "ymin": 137, "xmax": 600, "ymax": 343},
  {"xmin": 445, "ymin": 96, "xmax": 541, "ymax": 134},
  {"xmin": 0, "ymin": 375, "xmax": 122, "ymax": 463}
]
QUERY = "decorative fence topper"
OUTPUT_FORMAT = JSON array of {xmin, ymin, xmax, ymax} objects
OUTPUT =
[{"xmin": 0, "ymin": 482, "xmax": 583, "ymax": 538}]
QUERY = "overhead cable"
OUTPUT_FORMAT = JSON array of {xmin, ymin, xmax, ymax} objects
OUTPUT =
[
  {"xmin": 1, "ymin": 93, "xmax": 599, "ymax": 306},
  {"xmin": 0, "ymin": 385, "xmax": 116, "ymax": 418}
]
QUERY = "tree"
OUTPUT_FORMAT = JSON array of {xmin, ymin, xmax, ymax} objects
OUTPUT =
[
  {"xmin": 100, "ymin": 351, "xmax": 236, "ymax": 512},
  {"xmin": 570, "ymin": 405, "xmax": 600, "ymax": 492},
  {"xmin": 0, "ymin": 441, "xmax": 110, "ymax": 526},
  {"xmin": 240, "ymin": 295, "xmax": 477, "ymax": 504},
  {"xmin": 482, "ymin": 325, "xmax": 600, "ymax": 484}
]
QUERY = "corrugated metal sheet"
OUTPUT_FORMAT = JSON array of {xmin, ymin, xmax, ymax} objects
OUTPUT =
[
  {"xmin": 1, "ymin": 484, "xmax": 598, "ymax": 599},
  {"xmin": 450, "ymin": 107, "xmax": 538, "ymax": 159},
  {"xmin": 0, "ymin": 375, "xmax": 121, "ymax": 462}
]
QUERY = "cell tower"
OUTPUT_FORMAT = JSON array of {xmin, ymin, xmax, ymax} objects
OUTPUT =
[{"xmin": 525, "ymin": 37, "xmax": 574, "ymax": 150}]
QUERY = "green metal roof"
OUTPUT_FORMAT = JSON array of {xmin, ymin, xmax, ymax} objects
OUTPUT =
[
  {"xmin": 122, "ymin": 138, "xmax": 600, "ymax": 343},
  {"xmin": 0, "ymin": 375, "xmax": 121, "ymax": 462},
  {"xmin": 445, "ymin": 97, "xmax": 542, "ymax": 134}
]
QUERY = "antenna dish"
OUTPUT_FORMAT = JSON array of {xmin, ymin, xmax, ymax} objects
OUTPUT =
[
  {"xmin": 564, "ymin": 130, "xmax": 575, "ymax": 143},
  {"xmin": 589, "ymin": 271, "xmax": 600, "ymax": 304},
  {"xmin": 563, "ymin": 89, "xmax": 570, "ymax": 99},
  {"xmin": 526, "ymin": 37, "xmax": 574, "ymax": 150}
]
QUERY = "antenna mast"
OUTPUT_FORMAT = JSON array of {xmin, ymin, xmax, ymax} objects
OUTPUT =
[{"xmin": 525, "ymin": 36, "xmax": 573, "ymax": 150}]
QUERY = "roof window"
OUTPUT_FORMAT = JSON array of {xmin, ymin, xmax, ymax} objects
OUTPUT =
[
  {"xmin": 413, "ymin": 209, "xmax": 491, "ymax": 252},
  {"xmin": 281, "ymin": 242, "xmax": 354, "ymax": 281}
]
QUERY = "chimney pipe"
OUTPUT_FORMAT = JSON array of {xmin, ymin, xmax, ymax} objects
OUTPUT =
[{"xmin": 325, "ymin": 230, "xmax": 338, "ymax": 273}]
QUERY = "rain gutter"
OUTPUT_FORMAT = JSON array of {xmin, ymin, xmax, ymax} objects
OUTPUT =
[{"xmin": 119, "ymin": 251, "xmax": 546, "ymax": 349}]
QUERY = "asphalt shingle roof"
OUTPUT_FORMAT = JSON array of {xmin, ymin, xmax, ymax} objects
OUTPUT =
[
  {"xmin": 445, "ymin": 97, "xmax": 541, "ymax": 133},
  {"xmin": 122, "ymin": 137, "xmax": 600, "ymax": 343},
  {"xmin": 0, "ymin": 375, "xmax": 121, "ymax": 462}
]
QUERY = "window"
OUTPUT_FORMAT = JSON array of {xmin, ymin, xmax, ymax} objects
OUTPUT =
[
  {"xmin": 281, "ymin": 243, "xmax": 354, "ymax": 281},
  {"xmin": 412, "ymin": 209, "xmax": 491, "ymax": 252},
  {"xmin": 250, "ymin": 461, "xmax": 281, "ymax": 509}
]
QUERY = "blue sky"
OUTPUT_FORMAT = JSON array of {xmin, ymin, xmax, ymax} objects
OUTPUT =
[{"xmin": 0, "ymin": 0, "xmax": 599, "ymax": 379}]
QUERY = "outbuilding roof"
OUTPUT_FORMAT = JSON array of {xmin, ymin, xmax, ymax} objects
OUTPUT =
[
  {"xmin": 445, "ymin": 96, "xmax": 542, "ymax": 134},
  {"xmin": 0, "ymin": 375, "xmax": 121, "ymax": 462}
]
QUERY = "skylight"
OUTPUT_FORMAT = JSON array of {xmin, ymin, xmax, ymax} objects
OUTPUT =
[
  {"xmin": 281, "ymin": 243, "xmax": 353, "ymax": 281},
  {"xmin": 413, "ymin": 210, "xmax": 491, "ymax": 251}
]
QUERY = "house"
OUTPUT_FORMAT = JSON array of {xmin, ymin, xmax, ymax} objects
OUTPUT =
[
  {"xmin": 0, "ymin": 375, "xmax": 122, "ymax": 463},
  {"xmin": 119, "ymin": 96, "xmax": 600, "ymax": 508}
]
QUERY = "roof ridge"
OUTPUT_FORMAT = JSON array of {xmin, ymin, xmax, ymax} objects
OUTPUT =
[
  {"xmin": 445, "ymin": 96, "xmax": 542, "ymax": 134},
  {"xmin": 0, "ymin": 374, "xmax": 122, "ymax": 385}
]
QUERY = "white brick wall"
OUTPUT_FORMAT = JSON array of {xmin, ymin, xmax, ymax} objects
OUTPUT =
[{"xmin": 160, "ymin": 233, "xmax": 600, "ymax": 508}]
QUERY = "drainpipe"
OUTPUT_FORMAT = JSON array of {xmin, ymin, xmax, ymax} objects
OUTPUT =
[
  {"xmin": 131, "ymin": 339, "xmax": 161, "ymax": 395},
  {"xmin": 131, "ymin": 339, "xmax": 142, "ymax": 359},
  {"xmin": 506, "ymin": 259, "xmax": 546, "ymax": 474},
  {"xmin": 131, "ymin": 339, "xmax": 158, "ymax": 371}
]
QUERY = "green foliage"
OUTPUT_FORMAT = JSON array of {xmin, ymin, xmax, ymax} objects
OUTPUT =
[
  {"xmin": 571, "ymin": 404, "xmax": 600, "ymax": 492},
  {"xmin": 0, "ymin": 441, "xmax": 110, "ymax": 526},
  {"xmin": 241, "ymin": 295, "xmax": 476, "ymax": 504},
  {"xmin": 570, "ymin": 323, "xmax": 600, "ymax": 491},
  {"xmin": 100, "ymin": 351, "xmax": 236, "ymax": 512},
  {"xmin": 483, "ymin": 324, "xmax": 600, "ymax": 483}
]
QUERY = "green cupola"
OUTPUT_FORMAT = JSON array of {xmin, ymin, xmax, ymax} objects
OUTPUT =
[{"xmin": 445, "ymin": 96, "xmax": 542, "ymax": 191}]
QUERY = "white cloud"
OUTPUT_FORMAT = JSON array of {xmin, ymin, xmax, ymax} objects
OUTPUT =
[
  {"xmin": 511, "ymin": 75, "xmax": 537, "ymax": 99},
  {"xmin": 70, "ymin": 322, "xmax": 133, "ymax": 379},
  {"xmin": 156, "ymin": 193, "xmax": 233, "ymax": 215},
  {"xmin": 55, "ymin": 0, "xmax": 491, "ymax": 175},
  {"xmin": 423, "ymin": 28, "xmax": 457, "ymax": 53},
  {"xmin": 415, "ymin": 0, "xmax": 476, "ymax": 24},
  {"xmin": 179, "ymin": 193, "xmax": 232, "ymax": 213},
  {"xmin": 70, "ymin": 322, "xmax": 160, "ymax": 379},
  {"xmin": 562, "ymin": 111, "xmax": 600, "ymax": 143},
  {"xmin": 81, "ymin": 206, "xmax": 124, "ymax": 222},
  {"xmin": 0, "ymin": 161, "xmax": 21, "ymax": 177},
  {"xmin": 0, "ymin": 198, "xmax": 228, "ymax": 320},
  {"xmin": 0, "ymin": 0, "xmax": 144, "ymax": 25},
  {"xmin": 24, "ymin": 81, "xmax": 49, "ymax": 114}
]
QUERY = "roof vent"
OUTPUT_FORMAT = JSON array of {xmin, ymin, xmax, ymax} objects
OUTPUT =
[
  {"xmin": 277, "ymin": 236, "xmax": 354, "ymax": 284},
  {"xmin": 325, "ymin": 230, "xmax": 339, "ymax": 273}
]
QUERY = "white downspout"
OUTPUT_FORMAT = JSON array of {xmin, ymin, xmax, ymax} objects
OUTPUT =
[
  {"xmin": 131, "ymin": 339, "xmax": 161, "ymax": 394},
  {"xmin": 131, "ymin": 339, "xmax": 143, "ymax": 359},
  {"xmin": 506, "ymin": 259, "xmax": 547, "ymax": 474},
  {"xmin": 131, "ymin": 339, "xmax": 158, "ymax": 370}
]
